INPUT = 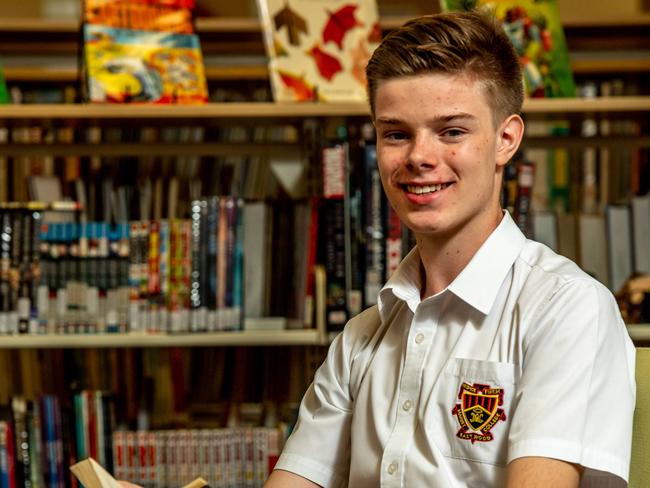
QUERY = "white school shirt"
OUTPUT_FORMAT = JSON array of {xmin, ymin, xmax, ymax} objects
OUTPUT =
[{"xmin": 275, "ymin": 212, "xmax": 636, "ymax": 487}]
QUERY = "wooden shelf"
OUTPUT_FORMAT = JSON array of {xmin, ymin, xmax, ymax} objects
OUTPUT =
[
  {"xmin": 0, "ymin": 97, "xmax": 649, "ymax": 123},
  {"xmin": 0, "ymin": 324, "xmax": 645, "ymax": 347},
  {"xmin": 2, "ymin": 14, "xmax": 650, "ymax": 34},
  {"xmin": 0, "ymin": 329, "xmax": 324, "ymax": 348}
]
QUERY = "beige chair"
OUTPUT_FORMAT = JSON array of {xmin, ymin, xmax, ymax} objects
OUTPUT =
[{"xmin": 630, "ymin": 347, "xmax": 650, "ymax": 487}]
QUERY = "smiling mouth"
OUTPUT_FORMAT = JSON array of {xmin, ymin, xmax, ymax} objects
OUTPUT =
[{"xmin": 404, "ymin": 183, "xmax": 452, "ymax": 195}]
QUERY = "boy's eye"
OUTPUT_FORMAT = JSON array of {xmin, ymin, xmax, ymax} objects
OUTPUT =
[
  {"xmin": 384, "ymin": 131, "xmax": 408, "ymax": 141},
  {"xmin": 443, "ymin": 128, "xmax": 464, "ymax": 138}
]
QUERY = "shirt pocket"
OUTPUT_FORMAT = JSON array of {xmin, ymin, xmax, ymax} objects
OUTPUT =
[{"xmin": 425, "ymin": 357, "xmax": 518, "ymax": 466}]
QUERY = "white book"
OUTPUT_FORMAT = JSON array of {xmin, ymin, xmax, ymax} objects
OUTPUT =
[
  {"xmin": 243, "ymin": 202, "xmax": 272, "ymax": 319},
  {"xmin": 606, "ymin": 205, "xmax": 633, "ymax": 293},
  {"xmin": 579, "ymin": 213, "xmax": 610, "ymax": 288},
  {"xmin": 632, "ymin": 194, "xmax": 650, "ymax": 274},
  {"xmin": 532, "ymin": 211, "xmax": 558, "ymax": 251},
  {"xmin": 557, "ymin": 212, "xmax": 578, "ymax": 263}
]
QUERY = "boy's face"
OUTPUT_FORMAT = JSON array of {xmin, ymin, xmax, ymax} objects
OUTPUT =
[{"xmin": 374, "ymin": 72, "xmax": 521, "ymax": 241}]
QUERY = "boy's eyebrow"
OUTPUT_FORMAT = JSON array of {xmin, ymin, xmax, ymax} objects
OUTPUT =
[{"xmin": 375, "ymin": 113, "xmax": 477, "ymax": 125}]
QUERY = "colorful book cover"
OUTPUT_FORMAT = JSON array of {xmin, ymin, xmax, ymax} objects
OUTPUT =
[
  {"xmin": 440, "ymin": 0, "xmax": 576, "ymax": 97},
  {"xmin": 257, "ymin": 0, "xmax": 381, "ymax": 102},
  {"xmin": 83, "ymin": 24, "xmax": 208, "ymax": 104}
]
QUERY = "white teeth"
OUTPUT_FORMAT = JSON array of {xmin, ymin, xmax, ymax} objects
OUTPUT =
[{"xmin": 406, "ymin": 183, "xmax": 448, "ymax": 194}]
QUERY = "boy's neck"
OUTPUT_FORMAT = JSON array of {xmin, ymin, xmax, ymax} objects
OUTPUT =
[{"xmin": 417, "ymin": 209, "xmax": 504, "ymax": 299}]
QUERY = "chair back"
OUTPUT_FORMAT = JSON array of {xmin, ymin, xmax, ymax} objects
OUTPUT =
[{"xmin": 630, "ymin": 347, "xmax": 650, "ymax": 487}]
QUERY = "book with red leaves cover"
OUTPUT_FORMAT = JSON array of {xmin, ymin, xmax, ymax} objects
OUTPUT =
[{"xmin": 257, "ymin": 0, "xmax": 380, "ymax": 102}]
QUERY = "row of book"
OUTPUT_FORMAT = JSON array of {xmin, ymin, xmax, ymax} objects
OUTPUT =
[
  {"xmin": 0, "ymin": 120, "xmax": 296, "ymax": 207},
  {"xmin": 0, "ymin": 346, "xmax": 322, "ymax": 435},
  {"xmin": 319, "ymin": 123, "xmax": 409, "ymax": 331},
  {"xmin": 113, "ymin": 428, "xmax": 281, "ymax": 488},
  {"xmin": 504, "ymin": 145, "xmax": 649, "ymax": 318},
  {"xmin": 0, "ymin": 395, "xmax": 75, "ymax": 488},
  {"xmin": 317, "ymin": 111, "xmax": 649, "ymax": 328},
  {"xmin": 0, "ymin": 195, "xmax": 249, "ymax": 335},
  {"xmin": 0, "ymin": 391, "xmax": 284, "ymax": 488}
]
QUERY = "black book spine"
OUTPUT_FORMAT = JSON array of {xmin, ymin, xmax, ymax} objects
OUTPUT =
[{"xmin": 322, "ymin": 142, "xmax": 349, "ymax": 330}]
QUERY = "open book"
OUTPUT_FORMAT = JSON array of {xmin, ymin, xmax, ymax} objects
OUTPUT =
[{"xmin": 70, "ymin": 458, "xmax": 209, "ymax": 488}]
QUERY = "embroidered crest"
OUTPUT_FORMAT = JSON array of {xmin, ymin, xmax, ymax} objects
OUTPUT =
[{"xmin": 451, "ymin": 382, "xmax": 507, "ymax": 443}]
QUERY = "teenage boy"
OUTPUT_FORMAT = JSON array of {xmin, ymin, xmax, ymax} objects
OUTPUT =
[{"xmin": 265, "ymin": 10, "xmax": 635, "ymax": 488}]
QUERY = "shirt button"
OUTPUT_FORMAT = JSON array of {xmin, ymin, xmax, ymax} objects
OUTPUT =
[
  {"xmin": 402, "ymin": 400, "xmax": 412, "ymax": 412},
  {"xmin": 415, "ymin": 333, "xmax": 425, "ymax": 344},
  {"xmin": 387, "ymin": 462, "xmax": 398, "ymax": 475}
]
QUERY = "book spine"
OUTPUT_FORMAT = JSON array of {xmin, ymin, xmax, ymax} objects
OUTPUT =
[
  {"xmin": 385, "ymin": 204, "xmax": 402, "ymax": 282},
  {"xmin": 217, "ymin": 198, "xmax": 228, "ymax": 331},
  {"xmin": 128, "ymin": 222, "xmax": 141, "ymax": 333},
  {"xmin": 322, "ymin": 142, "xmax": 348, "ymax": 331},
  {"xmin": 514, "ymin": 159, "xmax": 535, "ymax": 237},
  {"xmin": 232, "ymin": 198, "xmax": 244, "ymax": 331},
  {"xmin": 190, "ymin": 201, "xmax": 203, "ymax": 332},
  {"xmin": 28, "ymin": 401, "xmax": 43, "ymax": 488},
  {"xmin": 363, "ymin": 142, "xmax": 385, "ymax": 308},
  {"xmin": 148, "ymin": 220, "xmax": 161, "ymax": 333},
  {"xmin": 11, "ymin": 397, "xmax": 30, "ymax": 488},
  {"xmin": 159, "ymin": 220, "xmax": 170, "ymax": 333},
  {"xmin": 0, "ymin": 211, "xmax": 11, "ymax": 335},
  {"xmin": 113, "ymin": 430, "xmax": 126, "ymax": 482},
  {"xmin": 0, "ymin": 421, "xmax": 10, "ymax": 488},
  {"xmin": 206, "ymin": 198, "xmax": 218, "ymax": 332}
]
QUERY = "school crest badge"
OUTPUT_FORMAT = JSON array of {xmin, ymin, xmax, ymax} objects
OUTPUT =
[{"xmin": 451, "ymin": 382, "xmax": 506, "ymax": 443}]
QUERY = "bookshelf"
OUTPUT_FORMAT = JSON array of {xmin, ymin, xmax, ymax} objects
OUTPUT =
[{"xmin": 0, "ymin": 6, "xmax": 648, "ymax": 488}]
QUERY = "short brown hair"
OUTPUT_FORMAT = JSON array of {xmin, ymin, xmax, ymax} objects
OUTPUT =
[{"xmin": 365, "ymin": 10, "xmax": 523, "ymax": 124}]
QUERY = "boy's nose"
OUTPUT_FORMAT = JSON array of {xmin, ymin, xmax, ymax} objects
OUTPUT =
[{"xmin": 407, "ymin": 135, "xmax": 438, "ymax": 170}]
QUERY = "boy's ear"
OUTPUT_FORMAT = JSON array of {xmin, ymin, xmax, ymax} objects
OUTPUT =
[{"xmin": 495, "ymin": 114, "xmax": 524, "ymax": 167}]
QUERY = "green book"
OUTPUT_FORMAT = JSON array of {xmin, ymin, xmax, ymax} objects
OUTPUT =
[
  {"xmin": 0, "ymin": 62, "xmax": 9, "ymax": 103},
  {"xmin": 440, "ymin": 0, "xmax": 576, "ymax": 97}
]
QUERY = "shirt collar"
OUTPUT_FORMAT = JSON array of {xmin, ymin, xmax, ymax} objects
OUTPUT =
[
  {"xmin": 378, "ymin": 246, "xmax": 423, "ymax": 322},
  {"xmin": 447, "ymin": 211, "xmax": 526, "ymax": 315},
  {"xmin": 378, "ymin": 211, "xmax": 526, "ymax": 321}
]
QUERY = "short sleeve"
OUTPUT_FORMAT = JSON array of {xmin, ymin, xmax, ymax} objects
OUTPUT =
[
  {"xmin": 507, "ymin": 279, "xmax": 636, "ymax": 485},
  {"xmin": 273, "ymin": 331, "xmax": 353, "ymax": 488}
]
